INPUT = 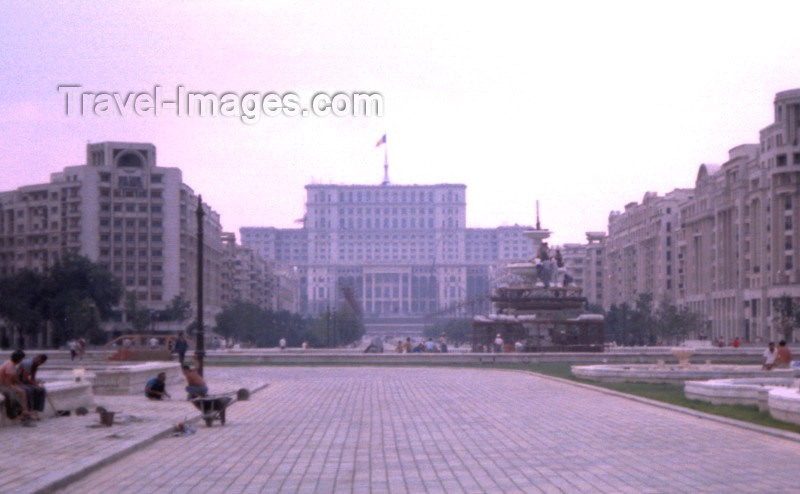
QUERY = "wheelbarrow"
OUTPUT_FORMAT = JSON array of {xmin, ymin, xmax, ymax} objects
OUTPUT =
[{"xmin": 191, "ymin": 394, "xmax": 235, "ymax": 427}]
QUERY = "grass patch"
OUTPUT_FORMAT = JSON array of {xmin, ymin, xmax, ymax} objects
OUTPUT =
[{"xmin": 523, "ymin": 362, "xmax": 800, "ymax": 435}]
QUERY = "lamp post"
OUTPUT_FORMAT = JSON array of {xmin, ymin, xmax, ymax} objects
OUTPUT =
[
  {"xmin": 195, "ymin": 196, "xmax": 205, "ymax": 376},
  {"xmin": 326, "ymin": 305, "xmax": 331, "ymax": 348}
]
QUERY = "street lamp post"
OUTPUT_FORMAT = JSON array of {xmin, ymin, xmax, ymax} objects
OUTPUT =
[
  {"xmin": 326, "ymin": 305, "xmax": 331, "ymax": 348},
  {"xmin": 195, "ymin": 196, "xmax": 206, "ymax": 376}
]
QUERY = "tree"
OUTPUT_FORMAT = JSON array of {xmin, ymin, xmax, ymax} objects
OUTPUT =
[
  {"xmin": 161, "ymin": 295, "xmax": 191, "ymax": 324},
  {"xmin": 124, "ymin": 292, "xmax": 151, "ymax": 332},
  {"xmin": 42, "ymin": 255, "xmax": 123, "ymax": 345},
  {"xmin": 0, "ymin": 269, "xmax": 47, "ymax": 347},
  {"xmin": 630, "ymin": 293, "xmax": 655, "ymax": 345},
  {"xmin": 215, "ymin": 301, "xmax": 264, "ymax": 344},
  {"xmin": 653, "ymin": 298, "xmax": 701, "ymax": 345},
  {"xmin": 604, "ymin": 303, "xmax": 635, "ymax": 345},
  {"xmin": 424, "ymin": 319, "xmax": 472, "ymax": 346},
  {"xmin": 772, "ymin": 295, "xmax": 800, "ymax": 342}
]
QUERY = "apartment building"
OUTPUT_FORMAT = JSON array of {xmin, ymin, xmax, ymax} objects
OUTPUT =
[
  {"xmin": 603, "ymin": 89, "xmax": 800, "ymax": 343},
  {"xmin": 0, "ymin": 141, "xmax": 224, "ymax": 330}
]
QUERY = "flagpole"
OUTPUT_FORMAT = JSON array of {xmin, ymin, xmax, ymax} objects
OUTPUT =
[{"xmin": 382, "ymin": 133, "xmax": 390, "ymax": 185}]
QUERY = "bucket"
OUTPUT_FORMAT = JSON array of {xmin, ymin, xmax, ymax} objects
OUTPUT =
[
  {"xmin": 100, "ymin": 411, "xmax": 115, "ymax": 426},
  {"xmin": 73, "ymin": 368, "xmax": 85, "ymax": 382}
]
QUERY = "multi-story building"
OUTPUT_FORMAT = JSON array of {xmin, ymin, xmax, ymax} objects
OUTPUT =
[
  {"xmin": 242, "ymin": 183, "xmax": 535, "ymax": 335},
  {"xmin": 603, "ymin": 89, "xmax": 800, "ymax": 343},
  {"xmin": 603, "ymin": 189, "xmax": 692, "ymax": 309},
  {"xmin": 0, "ymin": 141, "xmax": 224, "ymax": 332},
  {"xmin": 583, "ymin": 232, "xmax": 606, "ymax": 307},
  {"xmin": 557, "ymin": 243, "xmax": 587, "ymax": 288}
]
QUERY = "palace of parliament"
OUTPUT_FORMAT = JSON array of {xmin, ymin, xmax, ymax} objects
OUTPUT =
[{"xmin": 242, "ymin": 183, "xmax": 535, "ymax": 334}]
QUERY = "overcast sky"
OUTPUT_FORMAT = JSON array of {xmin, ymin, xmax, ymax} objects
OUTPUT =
[{"xmin": 2, "ymin": 1, "xmax": 800, "ymax": 244}]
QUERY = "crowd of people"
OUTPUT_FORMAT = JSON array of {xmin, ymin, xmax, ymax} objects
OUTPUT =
[{"xmin": 394, "ymin": 335, "xmax": 449, "ymax": 353}]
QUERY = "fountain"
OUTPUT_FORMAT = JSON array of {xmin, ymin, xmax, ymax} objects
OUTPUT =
[
  {"xmin": 472, "ymin": 211, "xmax": 604, "ymax": 352},
  {"xmin": 671, "ymin": 347, "xmax": 696, "ymax": 368}
]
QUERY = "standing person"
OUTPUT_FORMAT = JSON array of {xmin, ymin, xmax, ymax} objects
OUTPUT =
[
  {"xmin": 776, "ymin": 340, "xmax": 793, "ymax": 368},
  {"xmin": 763, "ymin": 341, "xmax": 778, "ymax": 370},
  {"xmin": 182, "ymin": 356, "xmax": 208, "ymax": 399},
  {"xmin": 68, "ymin": 340, "xmax": 77, "ymax": 361},
  {"xmin": 173, "ymin": 332, "xmax": 189, "ymax": 365},
  {"xmin": 144, "ymin": 372, "xmax": 171, "ymax": 400},
  {"xmin": 732, "ymin": 337, "xmax": 741, "ymax": 349},
  {"xmin": 76, "ymin": 338, "xmax": 86, "ymax": 360},
  {"xmin": 18, "ymin": 354, "xmax": 48, "ymax": 418},
  {"xmin": 279, "ymin": 337, "xmax": 287, "ymax": 351},
  {"xmin": 494, "ymin": 334, "xmax": 504, "ymax": 353}
]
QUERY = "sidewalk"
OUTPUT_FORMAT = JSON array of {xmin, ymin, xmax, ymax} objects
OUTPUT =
[
  {"xmin": 0, "ymin": 368, "xmax": 269, "ymax": 494},
  {"xmin": 55, "ymin": 367, "xmax": 800, "ymax": 493}
]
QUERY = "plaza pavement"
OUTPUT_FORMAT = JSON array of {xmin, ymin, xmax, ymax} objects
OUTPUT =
[
  {"xmin": 0, "ymin": 368, "xmax": 269, "ymax": 494},
  {"xmin": 29, "ymin": 366, "xmax": 800, "ymax": 493}
]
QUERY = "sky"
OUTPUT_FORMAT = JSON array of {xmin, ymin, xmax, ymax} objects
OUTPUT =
[{"xmin": 2, "ymin": 1, "xmax": 800, "ymax": 244}]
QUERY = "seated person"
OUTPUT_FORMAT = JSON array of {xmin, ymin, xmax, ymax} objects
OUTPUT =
[
  {"xmin": 182, "ymin": 356, "xmax": 208, "ymax": 399},
  {"xmin": 776, "ymin": 340, "xmax": 792, "ymax": 368},
  {"xmin": 0, "ymin": 350, "xmax": 33, "ymax": 424},
  {"xmin": 424, "ymin": 338, "xmax": 437, "ymax": 352},
  {"xmin": 763, "ymin": 342, "xmax": 778, "ymax": 370},
  {"xmin": 18, "ymin": 354, "xmax": 48, "ymax": 417},
  {"xmin": 144, "ymin": 372, "xmax": 171, "ymax": 400}
]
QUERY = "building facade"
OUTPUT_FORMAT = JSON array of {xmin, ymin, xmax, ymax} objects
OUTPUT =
[
  {"xmin": 0, "ymin": 141, "xmax": 224, "ymax": 331},
  {"xmin": 602, "ymin": 89, "xmax": 800, "ymax": 343},
  {"xmin": 582, "ymin": 232, "xmax": 606, "ymax": 307},
  {"xmin": 242, "ymin": 184, "xmax": 535, "ymax": 335},
  {"xmin": 603, "ymin": 189, "xmax": 692, "ymax": 309}
]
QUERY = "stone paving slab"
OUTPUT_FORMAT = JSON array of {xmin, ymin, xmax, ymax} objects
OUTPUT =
[
  {"xmin": 55, "ymin": 367, "xmax": 800, "ymax": 493},
  {"xmin": 0, "ymin": 368, "xmax": 268, "ymax": 494}
]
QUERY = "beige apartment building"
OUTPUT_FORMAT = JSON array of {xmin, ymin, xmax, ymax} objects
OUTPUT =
[
  {"xmin": 603, "ymin": 89, "xmax": 800, "ymax": 343},
  {"xmin": 603, "ymin": 189, "xmax": 692, "ymax": 309},
  {"xmin": 220, "ymin": 231, "xmax": 295, "ymax": 312},
  {"xmin": 0, "ymin": 141, "xmax": 224, "ymax": 332},
  {"xmin": 582, "ymin": 232, "xmax": 606, "ymax": 307}
]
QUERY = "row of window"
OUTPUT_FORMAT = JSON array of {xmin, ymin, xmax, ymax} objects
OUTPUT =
[{"xmin": 312, "ymin": 189, "xmax": 462, "ymax": 204}]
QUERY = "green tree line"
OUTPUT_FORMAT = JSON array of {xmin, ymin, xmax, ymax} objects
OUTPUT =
[
  {"xmin": 605, "ymin": 293, "xmax": 703, "ymax": 346},
  {"xmin": 214, "ymin": 301, "xmax": 364, "ymax": 348},
  {"xmin": 0, "ymin": 254, "xmax": 123, "ymax": 347}
]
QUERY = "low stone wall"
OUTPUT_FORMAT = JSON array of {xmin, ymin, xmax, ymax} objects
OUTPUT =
[
  {"xmin": 204, "ymin": 348, "xmax": 767, "ymax": 366},
  {"xmin": 571, "ymin": 364, "xmax": 793, "ymax": 384},
  {"xmin": 684, "ymin": 378, "xmax": 793, "ymax": 411},
  {"xmin": 769, "ymin": 387, "xmax": 800, "ymax": 426},
  {"xmin": 91, "ymin": 362, "xmax": 182, "ymax": 396},
  {"xmin": 684, "ymin": 375, "xmax": 800, "ymax": 426},
  {"xmin": 44, "ymin": 381, "xmax": 96, "ymax": 417}
]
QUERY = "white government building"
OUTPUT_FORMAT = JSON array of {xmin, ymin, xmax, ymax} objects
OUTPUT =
[{"xmin": 242, "ymin": 183, "xmax": 536, "ymax": 335}]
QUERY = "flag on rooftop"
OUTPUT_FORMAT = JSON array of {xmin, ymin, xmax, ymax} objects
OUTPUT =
[{"xmin": 375, "ymin": 134, "xmax": 386, "ymax": 147}]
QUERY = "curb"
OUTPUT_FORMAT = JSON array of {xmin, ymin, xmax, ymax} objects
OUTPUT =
[
  {"xmin": 32, "ymin": 382, "xmax": 271, "ymax": 494},
  {"xmin": 517, "ymin": 369, "xmax": 800, "ymax": 444}
]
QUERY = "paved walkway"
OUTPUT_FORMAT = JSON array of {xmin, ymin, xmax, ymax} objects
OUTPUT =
[
  {"xmin": 0, "ymin": 368, "xmax": 268, "ymax": 494},
  {"xmin": 45, "ymin": 367, "xmax": 800, "ymax": 493}
]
